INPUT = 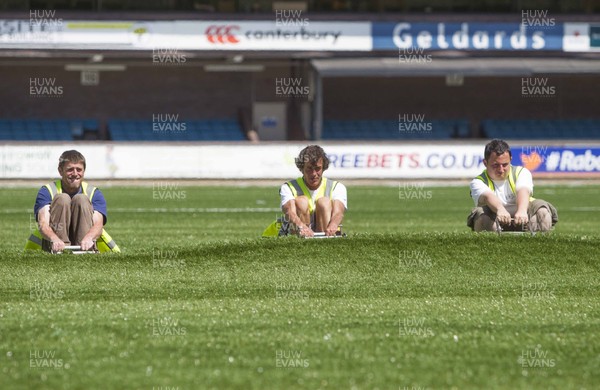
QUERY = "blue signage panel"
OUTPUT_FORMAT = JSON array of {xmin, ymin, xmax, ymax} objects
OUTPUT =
[
  {"xmin": 514, "ymin": 146, "xmax": 600, "ymax": 174},
  {"xmin": 372, "ymin": 22, "xmax": 564, "ymax": 51},
  {"xmin": 590, "ymin": 25, "xmax": 600, "ymax": 48}
]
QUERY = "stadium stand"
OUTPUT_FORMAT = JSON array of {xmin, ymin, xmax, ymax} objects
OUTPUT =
[
  {"xmin": 0, "ymin": 119, "xmax": 98, "ymax": 141},
  {"xmin": 322, "ymin": 119, "xmax": 470, "ymax": 140},
  {"xmin": 2, "ymin": 117, "xmax": 598, "ymax": 142},
  {"xmin": 107, "ymin": 119, "xmax": 246, "ymax": 141},
  {"xmin": 482, "ymin": 119, "xmax": 600, "ymax": 139}
]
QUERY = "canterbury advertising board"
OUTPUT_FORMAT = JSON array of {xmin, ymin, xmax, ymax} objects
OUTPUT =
[{"xmin": 0, "ymin": 19, "xmax": 371, "ymax": 51}]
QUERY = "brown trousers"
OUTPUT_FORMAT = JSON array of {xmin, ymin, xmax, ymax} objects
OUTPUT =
[
  {"xmin": 467, "ymin": 199, "xmax": 558, "ymax": 232},
  {"xmin": 41, "ymin": 193, "xmax": 94, "ymax": 251}
]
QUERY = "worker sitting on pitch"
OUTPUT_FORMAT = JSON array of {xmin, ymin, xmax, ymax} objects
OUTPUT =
[
  {"xmin": 25, "ymin": 150, "xmax": 120, "ymax": 253},
  {"xmin": 264, "ymin": 145, "xmax": 347, "ymax": 238},
  {"xmin": 467, "ymin": 139, "xmax": 558, "ymax": 233}
]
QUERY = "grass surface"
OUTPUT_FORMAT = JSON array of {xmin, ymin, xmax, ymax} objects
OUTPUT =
[{"xmin": 0, "ymin": 184, "xmax": 599, "ymax": 389}]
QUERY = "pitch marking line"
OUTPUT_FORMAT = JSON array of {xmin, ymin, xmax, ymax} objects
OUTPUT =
[{"xmin": 1, "ymin": 207, "xmax": 281, "ymax": 214}]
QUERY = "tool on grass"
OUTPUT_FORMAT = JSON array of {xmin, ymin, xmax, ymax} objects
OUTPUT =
[
  {"xmin": 302, "ymin": 231, "xmax": 347, "ymax": 239},
  {"xmin": 52, "ymin": 245, "xmax": 99, "ymax": 255},
  {"xmin": 495, "ymin": 218, "xmax": 534, "ymax": 235}
]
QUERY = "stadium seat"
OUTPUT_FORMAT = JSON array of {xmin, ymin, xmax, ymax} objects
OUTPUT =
[
  {"xmin": 482, "ymin": 119, "xmax": 600, "ymax": 139},
  {"xmin": 0, "ymin": 120, "xmax": 12, "ymax": 140},
  {"xmin": 322, "ymin": 119, "xmax": 467, "ymax": 140},
  {"xmin": 456, "ymin": 120, "xmax": 471, "ymax": 138},
  {"xmin": 0, "ymin": 119, "xmax": 99, "ymax": 141}
]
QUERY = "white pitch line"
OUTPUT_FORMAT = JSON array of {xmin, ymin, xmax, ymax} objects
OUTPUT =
[
  {"xmin": 0, "ymin": 207, "xmax": 281, "ymax": 214},
  {"xmin": 569, "ymin": 207, "xmax": 600, "ymax": 212},
  {"xmin": 111, "ymin": 207, "xmax": 281, "ymax": 213},
  {"xmin": 0, "ymin": 209, "xmax": 41, "ymax": 214},
  {"xmin": 4, "ymin": 206, "xmax": 599, "ymax": 215}
]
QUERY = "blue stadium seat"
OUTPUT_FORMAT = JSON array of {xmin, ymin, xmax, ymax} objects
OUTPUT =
[
  {"xmin": 456, "ymin": 120, "xmax": 470, "ymax": 138},
  {"xmin": 482, "ymin": 119, "xmax": 600, "ymax": 139},
  {"xmin": 0, "ymin": 120, "xmax": 12, "ymax": 140},
  {"xmin": 323, "ymin": 118, "xmax": 466, "ymax": 140},
  {"xmin": 0, "ymin": 119, "xmax": 95, "ymax": 141}
]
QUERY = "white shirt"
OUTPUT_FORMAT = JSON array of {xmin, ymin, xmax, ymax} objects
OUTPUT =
[
  {"xmin": 280, "ymin": 179, "xmax": 348, "ymax": 210},
  {"xmin": 470, "ymin": 167, "xmax": 533, "ymax": 206}
]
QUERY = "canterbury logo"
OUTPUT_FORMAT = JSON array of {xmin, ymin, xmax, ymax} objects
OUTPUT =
[{"xmin": 205, "ymin": 25, "xmax": 240, "ymax": 44}]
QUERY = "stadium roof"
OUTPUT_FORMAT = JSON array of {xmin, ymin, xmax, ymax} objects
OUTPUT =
[{"xmin": 311, "ymin": 57, "xmax": 600, "ymax": 77}]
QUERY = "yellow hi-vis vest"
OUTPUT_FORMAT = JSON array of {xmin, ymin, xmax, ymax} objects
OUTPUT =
[
  {"xmin": 261, "ymin": 177, "xmax": 338, "ymax": 237},
  {"xmin": 24, "ymin": 180, "xmax": 120, "ymax": 253},
  {"xmin": 474, "ymin": 165, "xmax": 535, "ymax": 201},
  {"xmin": 285, "ymin": 177, "xmax": 338, "ymax": 214}
]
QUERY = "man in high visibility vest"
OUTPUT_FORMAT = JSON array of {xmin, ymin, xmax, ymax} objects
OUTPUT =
[
  {"xmin": 467, "ymin": 139, "xmax": 557, "ymax": 232},
  {"xmin": 279, "ymin": 145, "xmax": 347, "ymax": 237},
  {"xmin": 25, "ymin": 150, "xmax": 119, "ymax": 253}
]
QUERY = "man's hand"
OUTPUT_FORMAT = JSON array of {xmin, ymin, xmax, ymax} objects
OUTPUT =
[
  {"xmin": 514, "ymin": 210, "xmax": 529, "ymax": 226},
  {"xmin": 325, "ymin": 200, "xmax": 345, "ymax": 237},
  {"xmin": 297, "ymin": 224, "xmax": 314, "ymax": 238},
  {"xmin": 325, "ymin": 223, "xmax": 339, "ymax": 237},
  {"xmin": 80, "ymin": 237, "xmax": 96, "ymax": 251},
  {"xmin": 78, "ymin": 211, "xmax": 103, "ymax": 251},
  {"xmin": 51, "ymin": 240, "xmax": 65, "ymax": 253},
  {"xmin": 479, "ymin": 192, "xmax": 511, "ymax": 225},
  {"xmin": 496, "ymin": 207, "xmax": 512, "ymax": 225}
]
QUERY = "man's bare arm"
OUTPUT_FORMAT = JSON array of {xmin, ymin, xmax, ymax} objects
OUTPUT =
[
  {"xmin": 514, "ymin": 188, "xmax": 530, "ymax": 225},
  {"xmin": 325, "ymin": 200, "xmax": 345, "ymax": 236},
  {"xmin": 37, "ymin": 205, "xmax": 64, "ymax": 252},
  {"xmin": 80, "ymin": 211, "xmax": 104, "ymax": 250},
  {"xmin": 478, "ymin": 192, "xmax": 511, "ymax": 225},
  {"xmin": 282, "ymin": 200, "xmax": 313, "ymax": 237}
]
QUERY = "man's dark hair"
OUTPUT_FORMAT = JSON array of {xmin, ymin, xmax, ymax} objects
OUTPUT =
[
  {"xmin": 295, "ymin": 145, "xmax": 329, "ymax": 171},
  {"xmin": 484, "ymin": 139, "xmax": 512, "ymax": 161},
  {"xmin": 59, "ymin": 150, "xmax": 86, "ymax": 170}
]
